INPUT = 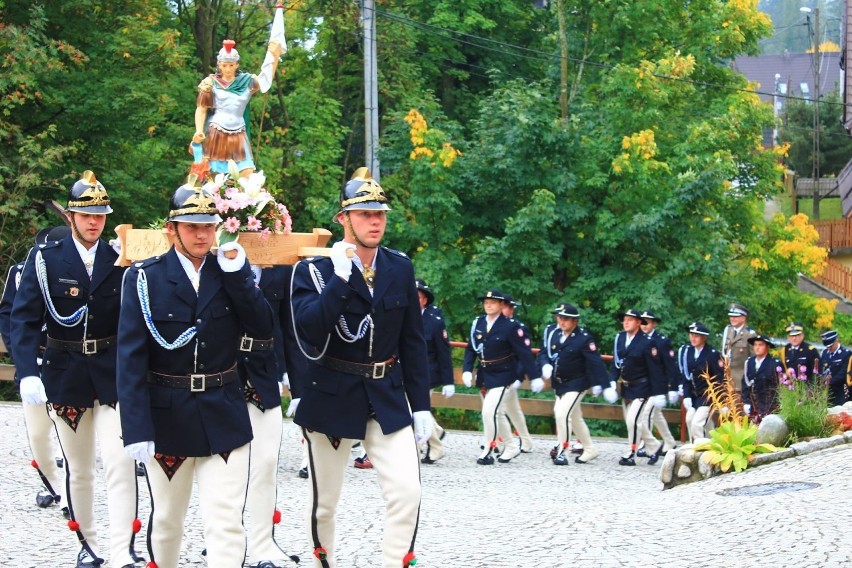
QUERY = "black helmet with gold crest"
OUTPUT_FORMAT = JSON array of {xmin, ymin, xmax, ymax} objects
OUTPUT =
[
  {"xmin": 67, "ymin": 170, "xmax": 113, "ymax": 214},
  {"xmin": 339, "ymin": 167, "xmax": 391, "ymax": 214},
  {"xmin": 168, "ymin": 174, "xmax": 222, "ymax": 224}
]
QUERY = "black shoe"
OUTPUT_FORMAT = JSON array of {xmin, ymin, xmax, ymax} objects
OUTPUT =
[
  {"xmin": 130, "ymin": 549, "xmax": 146, "ymax": 564},
  {"xmin": 476, "ymin": 455, "xmax": 495, "ymax": 465},
  {"xmin": 618, "ymin": 456, "xmax": 636, "ymax": 466},
  {"xmin": 61, "ymin": 506, "xmax": 70, "ymax": 519},
  {"xmin": 549, "ymin": 446, "xmax": 559, "ymax": 459},
  {"xmin": 35, "ymin": 490, "xmax": 55, "ymax": 508},
  {"xmin": 298, "ymin": 467, "xmax": 309, "ymax": 479},
  {"xmin": 76, "ymin": 548, "xmax": 102, "ymax": 568},
  {"xmin": 647, "ymin": 447, "xmax": 665, "ymax": 465},
  {"xmin": 520, "ymin": 447, "xmax": 534, "ymax": 453},
  {"xmin": 55, "ymin": 456, "xmax": 64, "ymax": 468},
  {"xmin": 553, "ymin": 454, "xmax": 568, "ymax": 466},
  {"xmin": 636, "ymin": 448, "xmax": 648, "ymax": 458},
  {"xmin": 252, "ymin": 562, "xmax": 284, "ymax": 568},
  {"xmin": 421, "ymin": 456, "xmax": 437, "ymax": 464},
  {"xmin": 136, "ymin": 463, "xmax": 146, "ymax": 477}
]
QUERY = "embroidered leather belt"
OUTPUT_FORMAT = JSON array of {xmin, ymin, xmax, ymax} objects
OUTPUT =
[
  {"xmin": 479, "ymin": 354, "xmax": 515, "ymax": 368},
  {"xmin": 47, "ymin": 335, "xmax": 116, "ymax": 355},
  {"xmin": 148, "ymin": 366, "xmax": 238, "ymax": 392},
  {"xmin": 317, "ymin": 355, "xmax": 398, "ymax": 379},
  {"xmin": 238, "ymin": 336, "xmax": 274, "ymax": 352}
]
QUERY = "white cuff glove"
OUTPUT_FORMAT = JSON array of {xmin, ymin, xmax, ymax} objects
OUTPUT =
[
  {"xmin": 743, "ymin": 403, "xmax": 751, "ymax": 415},
  {"xmin": 125, "ymin": 441, "xmax": 155, "ymax": 465},
  {"xmin": 412, "ymin": 410, "xmax": 433, "ymax": 444},
  {"xmin": 216, "ymin": 242, "xmax": 247, "ymax": 272},
  {"xmin": 108, "ymin": 238, "xmax": 122, "ymax": 255},
  {"xmin": 591, "ymin": 385, "xmax": 603, "ymax": 396},
  {"xmin": 282, "ymin": 372, "xmax": 290, "ymax": 389},
  {"xmin": 462, "ymin": 371, "xmax": 473, "ymax": 388},
  {"xmin": 678, "ymin": 384, "xmax": 684, "ymax": 396},
  {"xmin": 442, "ymin": 384, "xmax": 455, "ymax": 398},
  {"xmin": 541, "ymin": 364, "xmax": 553, "ymax": 380},
  {"xmin": 667, "ymin": 390, "xmax": 679, "ymax": 405},
  {"xmin": 529, "ymin": 378, "xmax": 544, "ymax": 393},
  {"xmin": 19, "ymin": 376, "xmax": 47, "ymax": 406},
  {"xmin": 510, "ymin": 380, "xmax": 522, "ymax": 390},
  {"xmin": 331, "ymin": 241, "xmax": 356, "ymax": 280},
  {"xmin": 683, "ymin": 397, "xmax": 693, "ymax": 410},
  {"xmin": 603, "ymin": 381, "xmax": 618, "ymax": 404},
  {"xmin": 286, "ymin": 397, "xmax": 300, "ymax": 418},
  {"xmin": 652, "ymin": 394, "xmax": 666, "ymax": 409}
]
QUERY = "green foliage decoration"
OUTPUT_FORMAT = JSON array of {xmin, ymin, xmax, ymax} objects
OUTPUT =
[{"xmin": 693, "ymin": 416, "xmax": 777, "ymax": 473}]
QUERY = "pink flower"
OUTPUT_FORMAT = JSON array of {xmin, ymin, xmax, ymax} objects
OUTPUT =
[
  {"xmin": 246, "ymin": 216, "xmax": 262, "ymax": 231},
  {"xmin": 223, "ymin": 217, "xmax": 240, "ymax": 233}
]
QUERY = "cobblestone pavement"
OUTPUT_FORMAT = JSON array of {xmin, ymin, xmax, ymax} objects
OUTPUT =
[{"xmin": 2, "ymin": 402, "xmax": 851, "ymax": 567}]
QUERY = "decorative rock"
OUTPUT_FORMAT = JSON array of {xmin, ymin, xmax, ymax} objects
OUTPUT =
[
  {"xmin": 660, "ymin": 451, "xmax": 676, "ymax": 484},
  {"xmin": 845, "ymin": 431, "xmax": 852, "ymax": 443},
  {"xmin": 827, "ymin": 405, "xmax": 845, "ymax": 416},
  {"xmin": 697, "ymin": 455, "xmax": 716, "ymax": 479},
  {"xmin": 679, "ymin": 448, "xmax": 698, "ymax": 464},
  {"xmin": 756, "ymin": 414, "xmax": 789, "ymax": 447},
  {"xmin": 676, "ymin": 464, "xmax": 692, "ymax": 479},
  {"xmin": 750, "ymin": 448, "xmax": 795, "ymax": 467},
  {"xmin": 791, "ymin": 435, "xmax": 845, "ymax": 456},
  {"xmin": 843, "ymin": 401, "xmax": 852, "ymax": 412}
]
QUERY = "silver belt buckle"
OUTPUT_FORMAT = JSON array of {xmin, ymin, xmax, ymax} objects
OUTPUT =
[
  {"xmin": 239, "ymin": 336, "xmax": 254, "ymax": 352},
  {"xmin": 372, "ymin": 361, "xmax": 386, "ymax": 379},
  {"xmin": 83, "ymin": 339, "xmax": 97, "ymax": 355},
  {"xmin": 190, "ymin": 374, "xmax": 206, "ymax": 392}
]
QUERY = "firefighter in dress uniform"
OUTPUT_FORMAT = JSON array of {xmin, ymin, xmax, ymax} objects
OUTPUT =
[
  {"xmin": 10, "ymin": 172, "xmax": 143, "ymax": 568},
  {"xmin": 607, "ymin": 308, "xmax": 666, "ymax": 466},
  {"xmin": 818, "ymin": 330, "xmax": 852, "ymax": 407},
  {"xmin": 499, "ymin": 294, "xmax": 535, "ymax": 454},
  {"xmin": 638, "ymin": 310, "xmax": 679, "ymax": 462},
  {"xmin": 417, "ymin": 278, "xmax": 455, "ymax": 464},
  {"xmin": 537, "ymin": 302, "xmax": 608, "ymax": 465},
  {"xmin": 678, "ymin": 322, "xmax": 725, "ymax": 442},
  {"xmin": 462, "ymin": 289, "xmax": 542, "ymax": 465},
  {"xmin": 239, "ymin": 264, "xmax": 300, "ymax": 567},
  {"xmin": 780, "ymin": 322, "xmax": 820, "ymax": 382},
  {"xmin": 117, "ymin": 178, "xmax": 274, "ymax": 568},
  {"xmin": 289, "ymin": 168, "xmax": 432, "ymax": 568},
  {"xmin": 1, "ymin": 227, "xmax": 70, "ymax": 516},
  {"xmin": 742, "ymin": 334, "xmax": 781, "ymax": 420}
]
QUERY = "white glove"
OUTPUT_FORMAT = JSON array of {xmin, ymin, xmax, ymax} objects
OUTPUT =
[
  {"xmin": 19, "ymin": 376, "xmax": 47, "ymax": 406},
  {"xmin": 510, "ymin": 380, "xmax": 522, "ymax": 390},
  {"xmin": 216, "ymin": 241, "xmax": 247, "ymax": 272},
  {"xmin": 462, "ymin": 371, "xmax": 473, "ymax": 388},
  {"xmin": 286, "ymin": 397, "xmax": 300, "ymax": 418},
  {"xmin": 442, "ymin": 384, "xmax": 455, "ymax": 398},
  {"xmin": 721, "ymin": 406, "xmax": 730, "ymax": 415},
  {"xmin": 331, "ymin": 241, "xmax": 356, "ymax": 280},
  {"xmin": 412, "ymin": 410, "xmax": 433, "ymax": 444},
  {"xmin": 603, "ymin": 382, "xmax": 618, "ymax": 404},
  {"xmin": 108, "ymin": 238, "xmax": 122, "ymax": 255},
  {"xmin": 678, "ymin": 384, "xmax": 684, "ymax": 396},
  {"xmin": 282, "ymin": 372, "xmax": 290, "ymax": 389},
  {"xmin": 125, "ymin": 441, "xmax": 155, "ymax": 465},
  {"xmin": 652, "ymin": 394, "xmax": 666, "ymax": 409},
  {"xmin": 683, "ymin": 397, "xmax": 693, "ymax": 410},
  {"xmin": 667, "ymin": 390, "xmax": 679, "ymax": 405},
  {"xmin": 591, "ymin": 385, "xmax": 603, "ymax": 396},
  {"xmin": 541, "ymin": 364, "xmax": 553, "ymax": 380},
  {"xmin": 530, "ymin": 378, "xmax": 544, "ymax": 393},
  {"xmin": 743, "ymin": 403, "xmax": 751, "ymax": 415}
]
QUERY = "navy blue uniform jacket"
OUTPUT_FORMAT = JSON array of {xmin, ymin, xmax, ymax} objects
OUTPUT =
[
  {"xmin": 820, "ymin": 344, "xmax": 852, "ymax": 386},
  {"xmin": 537, "ymin": 324, "xmax": 608, "ymax": 396},
  {"xmin": 462, "ymin": 315, "xmax": 537, "ymax": 389},
  {"xmin": 678, "ymin": 345, "xmax": 724, "ymax": 407},
  {"xmin": 423, "ymin": 307, "xmax": 453, "ymax": 389},
  {"xmin": 11, "ymin": 235, "xmax": 124, "ymax": 406},
  {"xmin": 290, "ymin": 248, "xmax": 430, "ymax": 440},
  {"xmin": 237, "ymin": 266, "xmax": 287, "ymax": 410},
  {"xmin": 781, "ymin": 342, "xmax": 820, "ymax": 381},
  {"xmin": 743, "ymin": 355, "xmax": 781, "ymax": 416},
  {"xmin": 0, "ymin": 260, "xmax": 25, "ymax": 366},
  {"xmin": 117, "ymin": 248, "xmax": 273, "ymax": 456},
  {"xmin": 609, "ymin": 331, "xmax": 666, "ymax": 399},
  {"xmin": 646, "ymin": 329, "xmax": 681, "ymax": 392}
]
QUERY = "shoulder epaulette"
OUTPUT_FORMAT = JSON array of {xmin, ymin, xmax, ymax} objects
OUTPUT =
[
  {"xmin": 382, "ymin": 246, "xmax": 409, "ymax": 259},
  {"xmin": 38, "ymin": 240, "xmax": 62, "ymax": 251},
  {"xmin": 133, "ymin": 255, "xmax": 163, "ymax": 269}
]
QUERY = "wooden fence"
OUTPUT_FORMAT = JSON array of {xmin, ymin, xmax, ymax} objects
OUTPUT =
[
  {"xmin": 812, "ymin": 258, "xmax": 852, "ymax": 301},
  {"xmin": 814, "ymin": 218, "xmax": 852, "ymax": 250}
]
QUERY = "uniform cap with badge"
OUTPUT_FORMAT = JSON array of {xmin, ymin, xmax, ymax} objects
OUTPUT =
[
  {"xmin": 727, "ymin": 303, "xmax": 749, "ymax": 317},
  {"xmin": 687, "ymin": 321, "xmax": 710, "ymax": 336},
  {"xmin": 616, "ymin": 308, "xmax": 646, "ymax": 323},
  {"xmin": 785, "ymin": 322, "xmax": 804, "ymax": 337},
  {"xmin": 168, "ymin": 174, "xmax": 222, "ymax": 224},
  {"xmin": 552, "ymin": 302, "xmax": 580, "ymax": 318},
  {"xmin": 502, "ymin": 293, "xmax": 521, "ymax": 308},
  {"xmin": 747, "ymin": 333, "xmax": 775, "ymax": 348},
  {"xmin": 820, "ymin": 330, "xmax": 839, "ymax": 347},
  {"xmin": 639, "ymin": 309, "xmax": 660, "ymax": 322},
  {"xmin": 414, "ymin": 278, "xmax": 434, "ymax": 305},
  {"xmin": 337, "ymin": 167, "xmax": 391, "ymax": 218},
  {"xmin": 477, "ymin": 289, "xmax": 507, "ymax": 302},
  {"xmin": 67, "ymin": 170, "xmax": 113, "ymax": 215}
]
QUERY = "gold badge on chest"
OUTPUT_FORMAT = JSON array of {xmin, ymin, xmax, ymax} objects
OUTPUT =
[{"xmin": 363, "ymin": 265, "xmax": 376, "ymax": 288}]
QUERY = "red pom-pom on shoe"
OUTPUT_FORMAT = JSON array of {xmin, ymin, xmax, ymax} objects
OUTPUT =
[
  {"xmin": 272, "ymin": 509, "xmax": 281, "ymax": 524},
  {"xmin": 132, "ymin": 518, "xmax": 142, "ymax": 533},
  {"xmin": 313, "ymin": 547, "xmax": 327, "ymax": 560},
  {"xmin": 31, "ymin": 459, "xmax": 39, "ymax": 469},
  {"xmin": 403, "ymin": 551, "xmax": 417, "ymax": 566},
  {"xmin": 68, "ymin": 520, "xmax": 80, "ymax": 532},
  {"xmin": 147, "ymin": 562, "xmax": 158, "ymax": 568}
]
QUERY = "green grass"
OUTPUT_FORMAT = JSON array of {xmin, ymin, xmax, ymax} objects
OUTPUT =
[{"xmin": 777, "ymin": 197, "xmax": 844, "ymax": 219}]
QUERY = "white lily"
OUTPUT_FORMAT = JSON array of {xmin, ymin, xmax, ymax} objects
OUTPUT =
[{"xmin": 239, "ymin": 170, "xmax": 267, "ymax": 198}]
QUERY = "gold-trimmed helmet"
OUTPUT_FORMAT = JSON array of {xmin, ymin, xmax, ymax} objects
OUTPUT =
[
  {"xmin": 67, "ymin": 170, "xmax": 113, "ymax": 214},
  {"xmin": 168, "ymin": 174, "xmax": 222, "ymax": 224},
  {"xmin": 339, "ymin": 167, "xmax": 391, "ymax": 214}
]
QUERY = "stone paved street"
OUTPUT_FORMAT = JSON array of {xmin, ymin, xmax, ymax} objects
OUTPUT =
[{"xmin": 1, "ymin": 402, "xmax": 851, "ymax": 567}]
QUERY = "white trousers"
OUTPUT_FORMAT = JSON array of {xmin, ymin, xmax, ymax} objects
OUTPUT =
[
  {"xmin": 502, "ymin": 387, "xmax": 533, "ymax": 450},
  {"xmin": 686, "ymin": 405, "xmax": 714, "ymax": 442},
  {"xmin": 421, "ymin": 412, "xmax": 445, "ymax": 461},
  {"xmin": 145, "ymin": 443, "xmax": 250, "ymax": 568},
  {"xmin": 480, "ymin": 387, "xmax": 513, "ymax": 455},
  {"xmin": 554, "ymin": 391, "xmax": 594, "ymax": 454},
  {"xmin": 49, "ymin": 402, "xmax": 140, "ymax": 567},
  {"xmin": 622, "ymin": 399, "xmax": 660, "ymax": 457},
  {"xmin": 24, "ymin": 401, "xmax": 63, "ymax": 502},
  {"xmin": 649, "ymin": 405, "xmax": 677, "ymax": 450},
  {"xmin": 246, "ymin": 404, "xmax": 287, "ymax": 564},
  {"xmin": 304, "ymin": 419, "xmax": 422, "ymax": 568}
]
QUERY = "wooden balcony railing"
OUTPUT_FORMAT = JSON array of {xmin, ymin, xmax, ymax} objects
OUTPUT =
[{"xmin": 813, "ymin": 258, "xmax": 852, "ymax": 301}]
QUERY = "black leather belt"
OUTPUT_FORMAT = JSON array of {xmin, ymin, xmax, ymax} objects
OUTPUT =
[
  {"xmin": 479, "ymin": 354, "xmax": 515, "ymax": 368},
  {"xmin": 47, "ymin": 335, "xmax": 116, "ymax": 355},
  {"xmin": 238, "ymin": 336, "xmax": 274, "ymax": 352},
  {"xmin": 620, "ymin": 377, "xmax": 648, "ymax": 387},
  {"xmin": 317, "ymin": 355, "xmax": 398, "ymax": 379},
  {"xmin": 148, "ymin": 366, "xmax": 238, "ymax": 392}
]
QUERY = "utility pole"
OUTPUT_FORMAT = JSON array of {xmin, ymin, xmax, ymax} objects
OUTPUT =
[
  {"xmin": 810, "ymin": 7, "xmax": 822, "ymax": 219},
  {"xmin": 363, "ymin": 0, "xmax": 380, "ymax": 181},
  {"xmin": 556, "ymin": 0, "xmax": 568, "ymax": 120}
]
